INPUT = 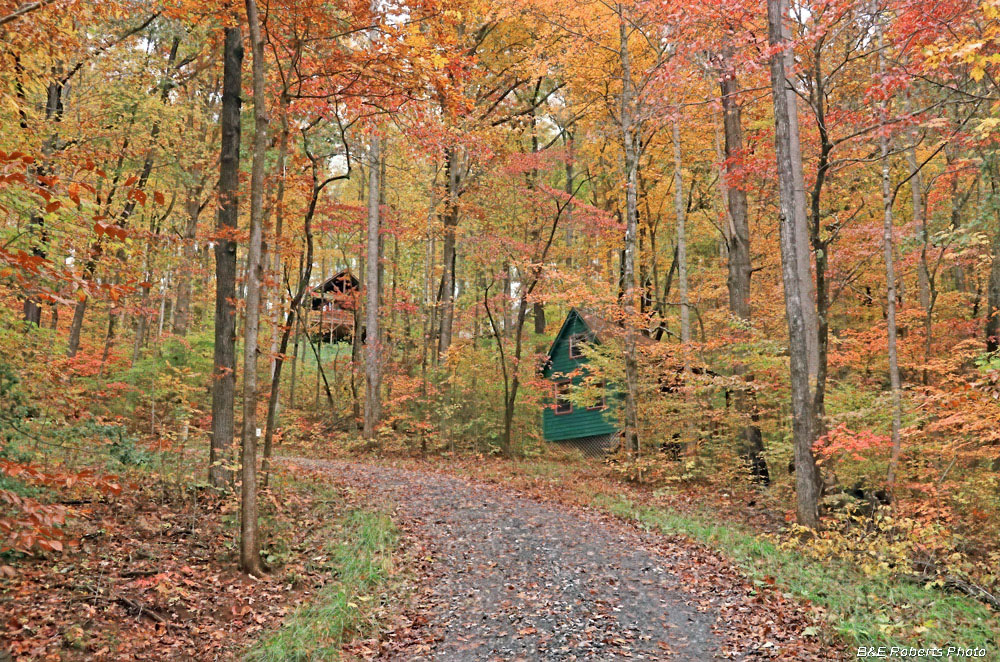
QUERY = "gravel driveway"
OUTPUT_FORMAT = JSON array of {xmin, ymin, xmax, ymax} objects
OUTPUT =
[{"xmin": 292, "ymin": 459, "xmax": 724, "ymax": 661}]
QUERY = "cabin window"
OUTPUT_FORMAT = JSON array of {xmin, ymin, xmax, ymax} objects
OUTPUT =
[
  {"xmin": 554, "ymin": 380, "xmax": 572, "ymax": 415},
  {"xmin": 587, "ymin": 380, "xmax": 607, "ymax": 410},
  {"xmin": 568, "ymin": 333, "xmax": 587, "ymax": 358}
]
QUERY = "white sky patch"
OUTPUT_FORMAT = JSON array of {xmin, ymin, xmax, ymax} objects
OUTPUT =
[{"xmin": 329, "ymin": 153, "xmax": 349, "ymax": 176}]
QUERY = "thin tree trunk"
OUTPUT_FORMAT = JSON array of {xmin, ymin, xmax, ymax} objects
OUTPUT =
[
  {"xmin": 988, "ymin": 231, "xmax": 1000, "ymax": 353},
  {"xmin": 437, "ymin": 147, "xmax": 459, "ymax": 357},
  {"xmin": 564, "ymin": 132, "xmax": 575, "ymax": 266},
  {"xmin": 619, "ymin": 6, "xmax": 641, "ymax": 456},
  {"xmin": 240, "ymin": 0, "xmax": 268, "ymax": 576},
  {"xmin": 768, "ymin": 0, "xmax": 820, "ymax": 527},
  {"xmin": 906, "ymin": 139, "xmax": 930, "ymax": 313},
  {"xmin": 877, "ymin": 21, "xmax": 903, "ymax": 491},
  {"xmin": 267, "ymin": 98, "xmax": 290, "ymax": 417},
  {"xmin": 172, "ymin": 183, "xmax": 204, "ymax": 336},
  {"xmin": 262, "ymin": 156, "xmax": 333, "ymax": 485},
  {"xmin": 351, "ymin": 285, "xmax": 363, "ymax": 427},
  {"xmin": 290, "ymin": 302, "xmax": 301, "ymax": 408},
  {"xmin": 672, "ymin": 119, "xmax": 690, "ymax": 344},
  {"xmin": 905, "ymin": 132, "xmax": 935, "ymax": 384},
  {"xmin": 132, "ymin": 278, "xmax": 150, "ymax": 365},
  {"xmin": 210, "ymin": 27, "xmax": 242, "ymax": 491},
  {"xmin": 157, "ymin": 271, "xmax": 169, "ymax": 338},
  {"xmin": 67, "ymin": 297, "xmax": 86, "ymax": 357},
  {"xmin": 363, "ymin": 137, "xmax": 382, "ymax": 440},
  {"xmin": 421, "ymin": 176, "xmax": 436, "ymax": 382},
  {"xmin": 315, "ymin": 254, "xmax": 325, "ymax": 407},
  {"xmin": 713, "ymin": 105, "xmax": 731, "ymax": 260},
  {"xmin": 98, "ymin": 312, "xmax": 117, "ymax": 377}
]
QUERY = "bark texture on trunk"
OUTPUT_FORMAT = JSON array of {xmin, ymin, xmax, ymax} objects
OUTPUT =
[
  {"xmin": 172, "ymin": 184, "xmax": 204, "ymax": 336},
  {"xmin": 720, "ymin": 62, "xmax": 751, "ymax": 321},
  {"xmin": 363, "ymin": 137, "xmax": 382, "ymax": 440},
  {"xmin": 719, "ymin": 56, "xmax": 768, "ymax": 483},
  {"xmin": 619, "ymin": 8, "xmax": 641, "ymax": 455},
  {"xmin": 67, "ymin": 297, "xmax": 87, "ymax": 357},
  {"xmin": 210, "ymin": 27, "xmax": 242, "ymax": 491},
  {"xmin": 988, "ymin": 231, "xmax": 1000, "ymax": 353},
  {"xmin": 877, "ymin": 25, "xmax": 903, "ymax": 490},
  {"xmin": 240, "ymin": 0, "xmax": 268, "ymax": 576},
  {"xmin": 768, "ymin": 0, "xmax": 820, "ymax": 527},
  {"xmin": 672, "ymin": 119, "xmax": 690, "ymax": 343},
  {"xmin": 437, "ymin": 147, "xmax": 460, "ymax": 358}
]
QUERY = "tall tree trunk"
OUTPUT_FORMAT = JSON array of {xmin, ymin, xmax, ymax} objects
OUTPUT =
[
  {"xmin": 907, "ymin": 141, "xmax": 930, "ymax": 313},
  {"xmin": 905, "ymin": 141, "xmax": 937, "ymax": 384},
  {"xmin": 290, "ymin": 299, "xmax": 301, "ymax": 408},
  {"xmin": 877, "ymin": 23, "xmax": 903, "ymax": 490},
  {"xmin": 157, "ymin": 271, "xmax": 169, "ymax": 338},
  {"xmin": 987, "ymin": 228, "xmax": 1000, "ymax": 353},
  {"xmin": 25, "ymin": 74, "xmax": 66, "ymax": 326},
  {"xmin": 172, "ymin": 183, "xmax": 204, "ymax": 336},
  {"xmin": 437, "ymin": 147, "xmax": 460, "ymax": 358},
  {"xmin": 720, "ymin": 66, "xmax": 751, "ymax": 320},
  {"xmin": 98, "ymin": 311, "xmax": 117, "ymax": 377},
  {"xmin": 67, "ymin": 297, "xmax": 87, "ymax": 357},
  {"xmin": 421, "ymin": 176, "xmax": 436, "ymax": 381},
  {"xmin": 363, "ymin": 137, "xmax": 382, "ymax": 440},
  {"xmin": 619, "ymin": 6, "xmax": 641, "ymax": 455},
  {"xmin": 262, "ymin": 155, "xmax": 331, "ymax": 486},
  {"xmin": 713, "ymin": 105, "xmax": 731, "ymax": 260},
  {"xmin": 240, "ymin": 0, "xmax": 268, "ymax": 576},
  {"xmin": 719, "ymin": 54, "xmax": 768, "ymax": 483},
  {"xmin": 768, "ymin": 0, "xmax": 820, "ymax": 527},
  {"xmin": 564, "ymin": 132, "xmax": 575, "ymax": 266},
  {"xmin": 267, "ymin": 98, "xmax": 291, "ymax": 416},
  {"xmin": 672, "ymin": 119, "xmax": 690, "ymax": 343},
  {"xmin": 790, "ymin": 78, "xmax": 819, "ymax": 381},
  {"xmin": 210, "ymin": 27, "xmax": 242, "ymax": 491},
  {"xmin": 132, "ymin": 253, "xmax": 151, "ymax": 366}
]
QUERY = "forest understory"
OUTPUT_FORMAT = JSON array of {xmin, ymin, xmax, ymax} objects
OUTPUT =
[{"xmin": 5, "ymin": 0, "xmax": 1000, "ymax": 658}]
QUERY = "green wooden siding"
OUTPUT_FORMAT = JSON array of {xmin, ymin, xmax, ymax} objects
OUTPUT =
[{"xmin": 541, "ymin": 310, "xmax": 619, "ymax": 442}]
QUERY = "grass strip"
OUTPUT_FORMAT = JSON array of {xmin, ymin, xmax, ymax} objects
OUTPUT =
[
  {"xmin": 247, "ymin": 509, "xmax": 399, "ymax": 661},
  {"xmin": 596, "ymin": 495, "xmax": 998, "ymax": 653}
]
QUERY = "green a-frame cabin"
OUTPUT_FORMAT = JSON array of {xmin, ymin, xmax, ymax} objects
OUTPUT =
[{"xmin": 540, "ymin": 308, "xmax": 619, "ymax": 455}]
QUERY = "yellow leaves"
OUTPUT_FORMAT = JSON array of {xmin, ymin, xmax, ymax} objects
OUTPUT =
[
  {"xmin": 974, "ymin": 117, "xmax": 1000, "ymax": 138},
  {"xmin": 971, "ymin": 65, "xmax": 986, "ymax": 82},
  {"xmin": 406, "ymin": 31, "xmax": 429, "ymax": 49},
  {"xmin": 430, "ymin": 53, "xmax": 449, "ymax": 70}
]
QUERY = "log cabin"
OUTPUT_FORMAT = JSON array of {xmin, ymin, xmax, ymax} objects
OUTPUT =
[{"xmin": 309, "ymin": 269, "xmax": 361, "ymax": 342}]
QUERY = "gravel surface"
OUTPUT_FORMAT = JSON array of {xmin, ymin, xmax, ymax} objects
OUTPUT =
[{"xmin": 293, "ymin": 458, "xmax": 725, "ymax": 661}]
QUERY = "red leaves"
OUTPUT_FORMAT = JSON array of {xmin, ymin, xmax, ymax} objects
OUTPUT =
[
  {"xmin": 94, "ymin": 220, "xmax": 128, "ymax": 240},
  {"xmin": 1, "ymin": 466, "xmax": 354, "ymax": 660},
  {"xmin": 813, "ymin": 423, "xmax": 892, "ymax": 463},
  {"xmin": 0, "ymin": 459, "xmax": 121, "ymax": 556},
  {"xmin": 128, "ymin": 188, "xmax": 147, "ymax": 205}
]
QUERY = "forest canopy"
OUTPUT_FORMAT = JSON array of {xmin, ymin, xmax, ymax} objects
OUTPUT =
[{"xmin": 2, "ymin": 0, "xmax": 1000, "ymax": 657}]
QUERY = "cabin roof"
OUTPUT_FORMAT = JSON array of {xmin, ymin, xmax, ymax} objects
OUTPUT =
[
  {"xmin": 544, "ymin": 308, "xmax": 654, "ymax": 364},
  {"xmin": 316, "ymin": 269, "xmax": 359, "ymax": 294}
]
